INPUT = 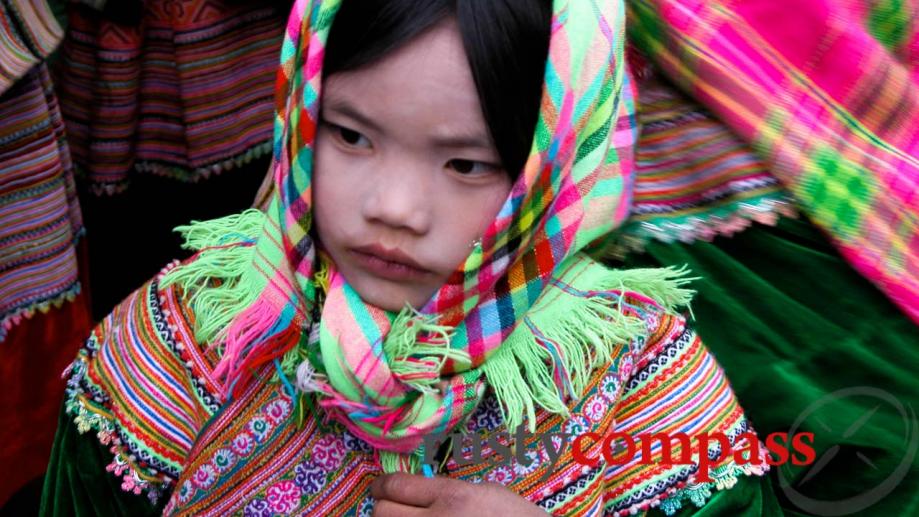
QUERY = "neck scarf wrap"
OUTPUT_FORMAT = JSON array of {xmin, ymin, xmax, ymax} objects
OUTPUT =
[{"xmin": 163, "ymin": 0, "xmax": 693, "ymax": 470}]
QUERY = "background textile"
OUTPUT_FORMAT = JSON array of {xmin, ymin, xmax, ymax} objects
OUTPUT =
[
  {"xmin": 627, "ymin": 0, "xmax": 919, "ymax": 324},
  {"xmin": 0, "ymin": 0, "xmax": 63, "ymax": 94},
  {"xmin": 0, "ymin": 64, "xmax": 83, "ymax": 341},
  {"xmin": 614, "ymin": 68, "xmax": 795, "ymax": 254},
  {"xmin": 623, "ymin": 217, "xmax": 919, "ymax": 516},
  {"xmin": 0, "ymin": 0, "xmax": 90, "ymax": 507},
  {"xmin": 55, "ymin": 0, "xmax": 287, "ymax": 194}
]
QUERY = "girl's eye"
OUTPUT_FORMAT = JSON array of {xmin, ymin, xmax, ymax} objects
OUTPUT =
[
  {"xmin": 446, "ymin": 159, "xmax": 500, "ymax": 176},
  {"xmin": 330, "ymin": 123, "xmax": 371, "ymax": 149}
]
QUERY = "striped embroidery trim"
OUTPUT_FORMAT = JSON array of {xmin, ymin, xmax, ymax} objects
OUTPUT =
[
  {"xmin": 63, "ymin": 268, "xmax": 221, "ymax": 503},
  {"xmin": 604, "ymin": 323, "xmax": 770, "ymax": 516}
]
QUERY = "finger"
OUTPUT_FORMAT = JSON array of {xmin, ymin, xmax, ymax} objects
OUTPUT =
[
  {"xmin": 371, "ymin": 473, "xmax": 457, "ymax": 507},
  {"xmin": 372, "ymin": 499, "xmax": 429, "ymax": 517}
]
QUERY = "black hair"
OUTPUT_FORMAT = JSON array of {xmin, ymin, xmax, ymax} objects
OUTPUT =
[{"xmin": 323, "ymin": 0, "xmax": 553, "ymax": 178}]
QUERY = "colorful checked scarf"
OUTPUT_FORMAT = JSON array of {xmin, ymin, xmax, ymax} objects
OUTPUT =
[{"xmin": 162, "ymin": 0, "xmax": 695, "ymax": 470}]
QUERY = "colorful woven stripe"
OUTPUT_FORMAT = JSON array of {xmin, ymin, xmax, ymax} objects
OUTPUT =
[
  {"xmin": 0, "ymin": 63, "xmax": 83, "ymax": 341},
  {"xmin": 603, "ymin": 313, "xmax": 767, "ymax": 515},
  {"xmin": 0, "ymin": 0, "xmax": 63, "ymax": 95},
  {"xmin": 615, "ymin": 69, "xmax": 796, "ymax": 254},
  {"xmin": 64, "ymin": 264, "xmax": 222, "ymax": 501},
  {"xmin": 55, "ymin": 0, "xmax": 287, "ymax": 194},
  {"xmin": 627, "ymin": 0, "xmax": 919, "ymax": 323}
]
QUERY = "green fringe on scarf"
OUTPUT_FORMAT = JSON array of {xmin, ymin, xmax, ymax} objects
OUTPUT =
[
  {"xmin": 480, "ymin": 261, "xmax": 695, "ymax": 434},
  {"xmin": 160, "ymin": 209, "xmax": 269, "ymax": 347}
]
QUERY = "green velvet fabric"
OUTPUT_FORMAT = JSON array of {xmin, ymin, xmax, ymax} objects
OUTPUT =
[
  {"xmin": 40, "ymin": 406, "xmax": 165, "ymax": 517},
  {"xmin": 629, "ymin": 217, "xmax": 919, "ymax": 516}
]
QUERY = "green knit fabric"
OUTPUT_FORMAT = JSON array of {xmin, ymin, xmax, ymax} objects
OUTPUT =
[{"xmin": 629, "ymin": 217, "xmax": 919, "ymax": 517}]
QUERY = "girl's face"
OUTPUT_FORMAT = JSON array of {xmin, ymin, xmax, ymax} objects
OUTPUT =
[{"xmin": 313, "ymin": 20, "xmax": 513, "ymax": 311}]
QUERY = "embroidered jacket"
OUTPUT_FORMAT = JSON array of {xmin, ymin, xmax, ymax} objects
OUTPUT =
[{"xmin": 63, "ymin": 263, "xmax": 768, "ymax": 516}]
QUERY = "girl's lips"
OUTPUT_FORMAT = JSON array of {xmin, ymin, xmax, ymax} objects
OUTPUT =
[{"xmin": 349, "ymin": 246, "xmax": 431, "ymax": 281}]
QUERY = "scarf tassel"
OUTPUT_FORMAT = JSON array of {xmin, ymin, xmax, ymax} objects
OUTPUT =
[
  {"xmin": 481, "ymin": 265, "xmax": 695, "ymax": 434},
  {"xmin": 383, "ymin": 308, "xmax": 472, "ymax": 394},
  {"xmin": 160, "ymin": 209, "xmax": 306, "ymax": 396},
  {"xmin": 162, "ymin": 209, "xmax": 269, "ymax": 345}
]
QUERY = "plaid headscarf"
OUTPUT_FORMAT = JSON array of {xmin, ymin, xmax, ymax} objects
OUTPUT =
[{"xmin": 164, "ymin": 0, "xmax": 694, "ymax": 467}]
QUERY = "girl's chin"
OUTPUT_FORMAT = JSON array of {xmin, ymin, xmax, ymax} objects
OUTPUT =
[{"xmin": 351, "ymin": 282, "xmax": 433, "ymax": 312}]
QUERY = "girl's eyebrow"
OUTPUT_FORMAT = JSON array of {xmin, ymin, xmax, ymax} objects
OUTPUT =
[
  {"xmin": 323, "ymin": 100, "xmax": 381, "ymax": 133},
  {"xmin": 325, "ymin": 98, "xmax": 493, "ymax": 151},
  {"xmin": 430, "ymin": 132, "xmax": 494, "ymax": 151}
]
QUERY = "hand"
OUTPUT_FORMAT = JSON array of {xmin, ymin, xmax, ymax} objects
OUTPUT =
[{"xmin": 371, "ymin": 473, "xmax": 548, "ymax": 517}]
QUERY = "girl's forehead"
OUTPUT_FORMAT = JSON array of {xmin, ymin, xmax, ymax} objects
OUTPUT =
[
  {"xmin": 324, "ymin": 20, "xmax": 468, "ymax": 94},
  {"xmin": 321, "ymin": 21, "xmax": 490, "ymax": 142}
]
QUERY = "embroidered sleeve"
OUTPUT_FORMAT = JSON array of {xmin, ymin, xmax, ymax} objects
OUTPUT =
[
  {"xmin": 602, "ymin": 313, "xmax": 770, "ymax": 516},
  {"xmin": 62, "ymin": 262, "xmax": 222, "ymax": 504}
]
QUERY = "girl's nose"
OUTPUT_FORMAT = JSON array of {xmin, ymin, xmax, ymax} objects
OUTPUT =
[{"xmin": 361, "ymin": 159, "xmax": 432, "ymax": 235}]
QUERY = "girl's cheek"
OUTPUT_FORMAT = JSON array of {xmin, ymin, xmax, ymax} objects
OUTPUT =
[
  {"xmin": 467, "ymin": 180, "xmax": 511, "ymax": 234},
  {"xmin": 315, "ymin": 144, "xmax": 353, "ymax": 196},
  {"xmin": 313, "ymin": 146, "xmax": 349, "ymax": 236}
]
